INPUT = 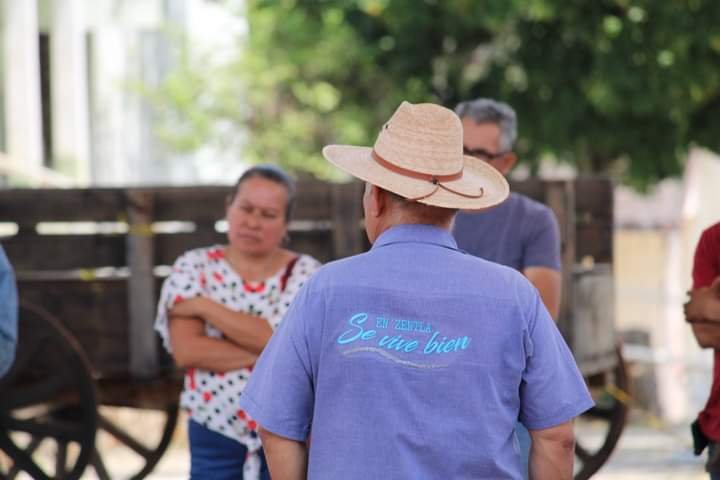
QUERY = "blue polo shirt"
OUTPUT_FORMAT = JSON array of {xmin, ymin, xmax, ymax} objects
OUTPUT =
[{"xmin": 241, "ymin": 224, "xmax": 592, "ymax": 479}]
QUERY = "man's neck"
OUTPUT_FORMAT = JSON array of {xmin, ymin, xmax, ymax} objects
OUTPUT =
[{"xmin": 374, "ymin": 218, "xmax": 453, "ymax": 238}]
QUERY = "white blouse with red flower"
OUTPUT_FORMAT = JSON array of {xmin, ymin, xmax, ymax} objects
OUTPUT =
[{"xmin": 154, "ymin": 245, "xmax": 320, "ymax": 478}]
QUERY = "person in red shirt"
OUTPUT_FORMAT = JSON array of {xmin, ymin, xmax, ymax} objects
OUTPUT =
[{"xmin": 686, "ymin": 221, "xmax": 720, "ymax": 479}]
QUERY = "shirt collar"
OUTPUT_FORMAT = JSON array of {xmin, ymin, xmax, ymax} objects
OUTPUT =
[{"xmin": 372, "ymin": 224, "xmax": 458, "ymax": 250}]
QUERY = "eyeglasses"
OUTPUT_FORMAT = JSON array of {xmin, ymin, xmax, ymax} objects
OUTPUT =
[{"xmin": 463, "ymin": 146, "xmax": 508, "ymax": 162}]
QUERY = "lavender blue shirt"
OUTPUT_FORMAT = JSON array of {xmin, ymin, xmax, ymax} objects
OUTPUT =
[
  {"xmin": 453, "ymin": 192, "xmax": 561, "ymax": 272},
  {"xmin": 241, "ymin": 225, "xmax": 592, "ymax": 479},
  {"xmin": 0, "ymin": 246, "xmax": 18, "ymax": 378}
]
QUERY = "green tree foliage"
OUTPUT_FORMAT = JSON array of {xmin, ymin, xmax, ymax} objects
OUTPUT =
[{"xmin": 150, "ymin": 0, "xmax": 720, "ymax": 186}]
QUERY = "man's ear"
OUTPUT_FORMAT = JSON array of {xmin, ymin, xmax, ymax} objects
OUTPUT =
[
  {"xmin": 497, "ymin": 152, "xmax": 518, "ymax": 176},
  {"xmin": 368, "ymin": 184, "xmax": 387, "ymax": 218}
]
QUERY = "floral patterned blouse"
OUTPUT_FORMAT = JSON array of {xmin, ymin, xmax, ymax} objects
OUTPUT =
[{"xmin": 154, "ymin": 245, "xmax": 320, "ymax": 478}]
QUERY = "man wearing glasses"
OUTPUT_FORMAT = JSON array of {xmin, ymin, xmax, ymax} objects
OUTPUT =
[{"xmin": 452, "ymin": 98, "xmax": 563, "ymax": 479}]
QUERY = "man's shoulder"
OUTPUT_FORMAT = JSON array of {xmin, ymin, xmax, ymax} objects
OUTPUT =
[
  {"xmin": 457, "ymin": 251, "xmax": 533, "ymax": 291},
  {"xmin": 169, "ymin": 245, "xmax": 225, "ymax": 268},
  {"xmin": 460, "ymin": 192, "xmax": 554, "ymax": 224},
  {"xmin": 309, "ymin": 247, "xmax": 522, "ymax": 284},
  {"xmin": 700, "ymin": 222, "xmax": 720, "ymax": 242},
  {"xmin": 512, "ymin": 192, "xmax": 554, "ymax": 218},
  {"xmin": 696, "ymin": 222, "xmax": 720, "ymax": 255},
  {"xmin": 299, "ymin": 252, "xmax": 370, "ymax": 287}
]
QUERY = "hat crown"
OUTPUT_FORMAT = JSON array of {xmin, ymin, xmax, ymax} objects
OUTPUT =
[{"xmin": 373, "ymin": 102, "xmax": 464, "ymax": 176}]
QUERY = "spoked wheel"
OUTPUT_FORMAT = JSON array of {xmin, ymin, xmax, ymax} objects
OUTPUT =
[
  {"xmin": 573, "ymin": 346, "xmax": 629, "ymax": 480},
  {"xmin": 0, "ymin": 301, "xmax": 98, "ymax": 480},
  {"xmin": 87, "ymin": 378, "xmax": 181, "ymax": 480}
]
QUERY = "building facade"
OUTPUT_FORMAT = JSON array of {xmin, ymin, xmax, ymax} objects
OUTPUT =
[{"xmin": 0, "ymin": 0, "xmax": 241, "ymax": 187}]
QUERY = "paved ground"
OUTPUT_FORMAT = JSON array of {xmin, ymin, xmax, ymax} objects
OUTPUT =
[
  {"xmin": 6, "ymin": 415, "xmax": 709, "ymax": 479},
  {"xmin": 591, "ymin": 423, "xmax": 706, "ymax": 480}
]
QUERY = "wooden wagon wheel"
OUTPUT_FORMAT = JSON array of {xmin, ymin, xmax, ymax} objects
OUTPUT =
[
  {"xmin": 573, "ymin": 346, "xmax": 629, "ymax": 480},
  {"xmin": 0, "ymin": 301, "xmax": 98, "ymax": 480},
  {"xmin": 87, "ymin": 396, "xmax": 180, "ymax": 480}
]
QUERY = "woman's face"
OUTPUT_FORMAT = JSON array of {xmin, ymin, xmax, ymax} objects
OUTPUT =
[{"xmin": 226, "ymin": 176, "xmax": 289, "ymax": 256}]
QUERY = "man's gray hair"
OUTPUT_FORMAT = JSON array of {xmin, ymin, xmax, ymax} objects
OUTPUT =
[
  {"xmin": 384, "ymin": 189, "xmax": 457, "ymax": 227},
  {"xmin": 454, "ymin": 98, "xmax": 517, "ymax": 152}
]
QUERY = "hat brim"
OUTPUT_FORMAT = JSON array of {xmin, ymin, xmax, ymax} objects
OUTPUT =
[{"xmin": 323, "ymin": 145, "xmax": 509, "ymax": 210}]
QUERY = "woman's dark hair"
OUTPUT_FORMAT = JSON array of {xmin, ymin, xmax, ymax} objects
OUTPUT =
[{"xmin": 229, "ymin": 164, "xmax": 296, "ymax": 222}]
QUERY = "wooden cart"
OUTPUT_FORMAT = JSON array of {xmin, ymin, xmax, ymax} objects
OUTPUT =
[{"xmin": 0, "ymin": 178, "xmax": 624, "ymax": 479}]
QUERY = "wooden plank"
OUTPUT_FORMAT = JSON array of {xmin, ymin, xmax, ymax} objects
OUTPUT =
[
  {"xmin": 574, "ymin": 177, "xmax": 613, "ymax": 221},
  {"xmin": 0, "ymin": 188, "xmax": 125, "ymax": 225},
  {"xmin": 4, "ymin": 234, "xmax": 126, "ymax": 270},
  {"xmin": 288, "ymin": 230, "xmax": 336, "ymax": 263},
  {"xmin": 126, "ymin": 191, "xmax": 159, "ymax": 379},
  {"xmin": 0, "ymin": 181, "xmax": 335, "ymax": 227},
  {"xmin": 574, "ymin": 177, "xmax": 614, "ymax": 263},
  {"xmin": 154, "ymin": 230, "xmax": 228, "ymax": 266},
  {"xmin": 97, "ymin": 376, "xmax": 182, "ymax": 409},
  {"xmin": 576, "ymin": 222, "xmax": 613, "ymax": 263},
  {"xmin": 294, "ymin": 180, "xmax": 335, "ymax": 221},
  {"xmin": 545, "ymin": 181, "xmax": 576, "ymax": 348},
  {"xmin": 6, "ymin": 227, "xmax": 337, "ymax": 272},
  {"xmin": 148, "ymin": 180, "xmax": 335, "ymax": 221},
  {"xmin": 149, "ymin": 187, "xmax": 227, "ymax": 224},
  {"xmin": 509, "ymin": 178, "xmax": 546, "ymax": 204},
  {"xmin": 19, "ymin": 279, "xmax": 131, "ymax": 377},
  {"xmin": 331, "ymin": 182, "xmax": 365, "ymax": 259}
]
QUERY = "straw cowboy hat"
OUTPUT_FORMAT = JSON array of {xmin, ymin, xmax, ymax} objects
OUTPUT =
[{"xmin": 323, "ymin": 101, "xmax": 509, "ymax": 210}]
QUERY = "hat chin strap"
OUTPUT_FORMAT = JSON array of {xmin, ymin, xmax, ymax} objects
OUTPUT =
[
  {"xmin": 407, "ymin": 182, "xmax": 485, "ymax": 202},
  {"xmin": 371, "ymin": 150, "xmax": 484, "ymax": 201}
]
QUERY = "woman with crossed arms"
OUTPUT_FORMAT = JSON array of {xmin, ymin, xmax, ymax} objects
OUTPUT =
[{"xmin": 155, "ymin": 165, "xmax": 320, "ymax": 479}]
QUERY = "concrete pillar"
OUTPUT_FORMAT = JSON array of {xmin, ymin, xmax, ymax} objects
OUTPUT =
[
  {"xmin": 50, "ymin": 0, "xmax": 90, "ymax": 184},
  {"xmin": 2, "ymin": 0, "xmax": 44, "ymax": 171},
  {"xmin": 88, "ymin": 25, "xmax": 130, "ymax": 185}
]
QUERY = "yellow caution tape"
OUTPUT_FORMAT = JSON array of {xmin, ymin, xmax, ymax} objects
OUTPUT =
[
  {"xmin": 79, "ymin": 269, "xmax": 96, "ymax": 281},
  {"xmin": 128, "ymin": 223, "xmax": 154, "ymax": 237},
  {"xmin": 606, "ymin": 383, "xmax": 632, "ymax": 405}
]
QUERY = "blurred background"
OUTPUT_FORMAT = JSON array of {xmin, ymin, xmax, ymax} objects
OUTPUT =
[{"xmin": 2, "ymin": 0, "xmax": 720, "ymax": 478}]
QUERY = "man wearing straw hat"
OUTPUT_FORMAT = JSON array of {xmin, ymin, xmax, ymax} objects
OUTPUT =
[{"xmin": 239, "ymin": 102, "xmax": 592, "ymax": 479}]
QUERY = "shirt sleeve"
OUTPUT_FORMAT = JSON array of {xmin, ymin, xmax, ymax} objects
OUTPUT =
[
  {"xmin": 0, "ymin": 247, "xmax": 18, "ymax": 378},
  {"xmin": 518, "ymin": 280, "xmax": 594, "ymax": 429},
  {"xmin": 154, "ymin": 249, "xmax": 204, "ymax": 353},
  {"xmin": 239, "ymin": 279, "xmax": 321, "ymax": 441},
  {"xmin": 523, "ymin": 206, "xmax": 562, "ymax": 271},
  {"xmin": 693, "ymin": 225, "xmax": 720, "ymax": 289}
]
